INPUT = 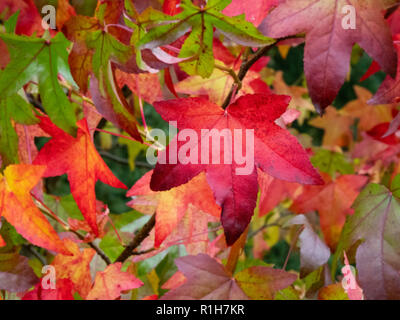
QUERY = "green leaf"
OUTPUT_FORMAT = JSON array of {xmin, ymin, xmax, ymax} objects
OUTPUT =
[
  {"xmin": 333, "ymin": 183, "xmax": 400, "ymax": 299},
  {"xmin": 207, "ymin": 12, "xmax": 273, "ymax": 47},
  {"xmin": 234, "ymin": 266, "xmax": 297, "ymax": 300},
  {"xmin": 311, "ymin": 149, "xmax": 354, "ymax": 178},
  {"xmin": 0, "ymin": 33, "xmax": 77, "ymax": 135},
  {"xmin": 178, "ymin": 14, "xmax": 214, "ymax": 77},
  {"xmin": 0, "ymin": 104, "xmax": 19, "ymax": 165},
  {"xmin": 136, "ymin": 0, "xmax": 274, "ymax": 78},
  {"xmin": 0, "ymin": 93, "xmax": 38, "ymax": 165},
  {"xmin": 390, "ymin": 174, "xmax": 400, "ymax": 199},
  {"xmin": 99, "ymin": 234, "xmax": 125, "ymax": 262},
  {"xmin": 87, "ymin": 30, "xmax": 142, "ymax": 141},
  {"xmin": 4, "ymin": 11, "xmax": 19, "ymax": 33}
]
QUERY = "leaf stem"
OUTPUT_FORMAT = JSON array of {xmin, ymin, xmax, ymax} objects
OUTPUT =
[
  {"xmin": 214, "ymin": 63, "xmax": 242, "ymax": 90},
  {"xmin": 282, "ymin": 225, "xmax": 304, "ymax": 271},
  {"xmin": 220, "ymin": 44, "xmax": 275, "ymax": 109}
]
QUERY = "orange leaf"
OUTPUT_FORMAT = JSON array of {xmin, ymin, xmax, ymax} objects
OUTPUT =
[
  {"xmin": 51, "ymin": 239, "xmax": 95, "ymax": 299},
  {"xmin": 0, "ymin": 235, "xmax": 5, "ymax": 247},
  {"xmin": 341, "ymin": 86, "xmax": 393, "ymax": 132},
  {"xmin": 291, "ymin": 173, "xmax": 368, "ymax": 249},
  {"xmin": 309, "ymin": 106, "xmax": 354, "ymax": 148},
  {"xmin": 87, "ymin": 263, "xmax": 143, "ymax": 300},
  {"xmin": 33, "ymin": 116, "xmax": 127, "ymax": 236},
  {"xmin": 127, "ymin": 171, "xmax": 220, "ymax": 247},
  {"xmin": 0, "ymin": 164, "xmax": 69, "ymax": 255},
  {"xmin": 318, "ymin": 283, "xmax": 349, "ymax": 300},
  {"xmin": 56, "ymin": 0, "xmax": 76, "ymax": 30},
  {"xmin": 258, "ymin": 169, "xmax": 301, "ymax": 216},
  {"xmin": 115, "ymin": 70, "xmax": 162, "ymax": 104}
]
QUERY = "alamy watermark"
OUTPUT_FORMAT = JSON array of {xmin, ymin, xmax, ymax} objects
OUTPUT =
[
  {"xmin": 41, "ymin": 5, "xmax": 56, "ymax": 30},
  {"xmin": 41, "ymin": 265, "xmax": 56, "ymax": 290},
  {"xmin": 146, "ymin": 122, "xmax": 255, "ymax": 176},
  {"xmin": 341, "ymin": 5, "xmax": 356, "ymax": 30}
]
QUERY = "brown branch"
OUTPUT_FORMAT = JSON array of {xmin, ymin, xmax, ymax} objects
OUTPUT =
[
  {"xmin": 220, "ymin": 36, "xmax": 297, "ymax": 109},
  {"xmin": 221, "ymin": 44, "xmax": 276, "ymax": 109},
  {"xmin": 73, "ymin": 231, "xmax": 112, "ymax": 265},
  {"xmin": 115, "ymin": 213, "xmax": 156, "ymax": 263}
]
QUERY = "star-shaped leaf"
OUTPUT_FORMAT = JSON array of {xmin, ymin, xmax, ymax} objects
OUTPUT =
[
  {"xmin": 150, "ymin": 94, "xmax": 322, "ymax": 245},
  {"xmin": 33, "ymin": 116, "xmax": 127, "ymax": 236},
  {"xmin": 137, "ymin": 0, "xmax": 274, "ymax": 78},
  {"xmin": 260, "ymin": 0, "xmax": 397, "ymax": 113}
]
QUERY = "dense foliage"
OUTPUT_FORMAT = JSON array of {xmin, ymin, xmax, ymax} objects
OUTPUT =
[{"xmin": 0, "ymin": 0, "xmax": 400, "ymax": 300}]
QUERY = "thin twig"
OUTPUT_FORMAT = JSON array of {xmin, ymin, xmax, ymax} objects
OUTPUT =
[
  {"xmin": 32, "ymin": 194, "xmax": 112, "ymax": 265},
  {"xmin": 99, "ymin": 151, "xmax": 154, "ymax": 168},
  {"xmin": 115, "ymin": 213, "xmax": 156, "ymax": 263},
  {"xmin": 221, "ymin": 44, "xmax": 275, "ymax": 109},
  {"xmin": 220, "ymin": 36, "xmax": 295, "ymax": 109},
  {"xmin": 247, "ymin": 223, "xmax": 280, "ymax": 239},
  {"xmin": 214, "ymin": 63, "xmax": 242, "ymax": 90},
  {"xmin": 73, "ymin": 232, "xmax": 112, "ymax": 265},
  {"xmin": 282, "ymin": 225, "xmax": 304, "ymax": 270}
]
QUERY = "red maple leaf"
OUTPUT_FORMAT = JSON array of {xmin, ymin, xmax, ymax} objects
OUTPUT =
[
  {"xmin": 260, "ymin": 0, "xmax": 397, "ymax": 113},
  {"xmin": 33, "ymin": 116, "xmax": 127, "ymax": 236},
  {"xmin": 150, "ymin": 94, "xmax": 322, "ymax": 245}
]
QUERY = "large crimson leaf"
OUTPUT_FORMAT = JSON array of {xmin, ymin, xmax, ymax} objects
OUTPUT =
[
  {"xmin": 33, "ymin": 116, "xmax": 127, "ymax": 236},
  {"xmin": 150, "ymin": 94, "xmax": 322, "ymax": 245},
  {"xmin": 260, "ymin": 0, "xmax": 397, "ymax": 113}
]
